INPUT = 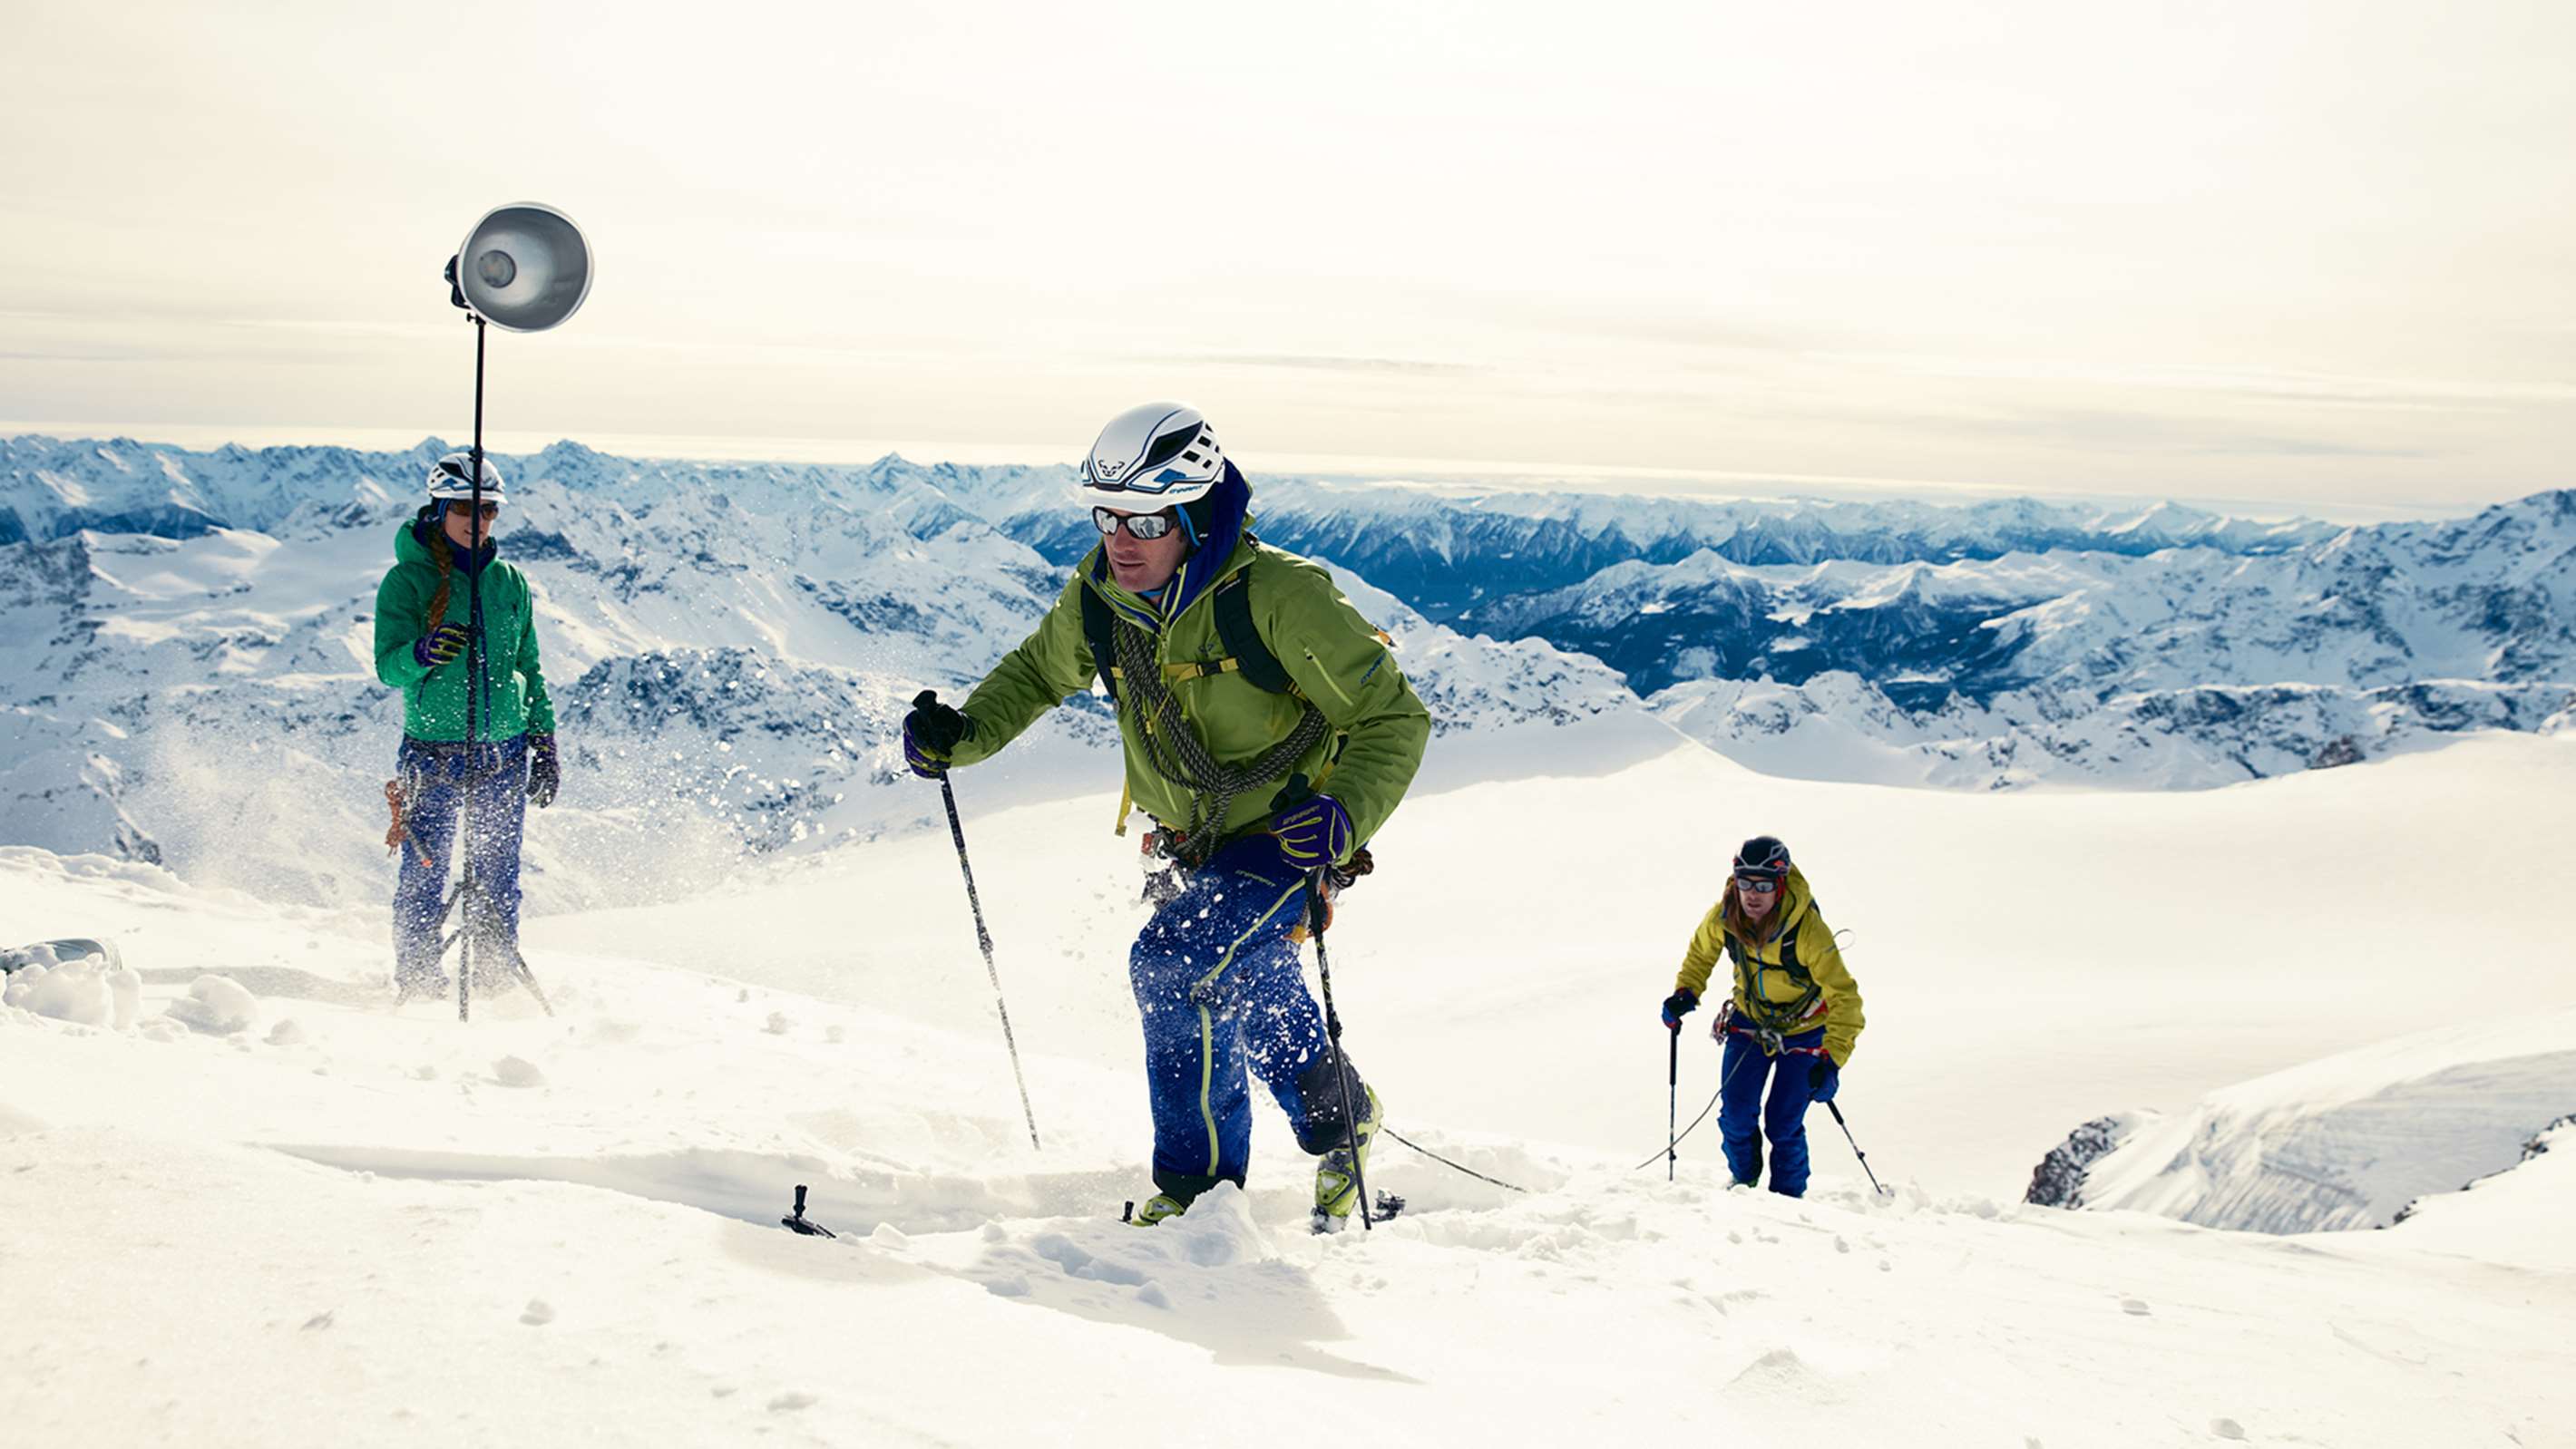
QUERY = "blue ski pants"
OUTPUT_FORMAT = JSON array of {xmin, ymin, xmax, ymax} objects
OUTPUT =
[
  {"xmin": 1129, "ymin": 833, "xmax": 1365, "ymax": 1203},
  {"xmin": 392, "ymin": 735, "xmax": 528, "ymax": 979},
  {"xmin": 1718, "ymin": 1022, "xmax": 1829, "ymax": 1197}
]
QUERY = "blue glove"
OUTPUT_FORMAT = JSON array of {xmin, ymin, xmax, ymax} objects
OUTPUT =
[
  {"xmin": 903, "ymin": 690, "xmax": 972, "ymax": 779},
  {"xmin": 1661, "ymin": 987, "xmax": 1698, "ymax": 1031},
  {"xmin": 413, "ymin": 622, "xmax": 470, "ymax": 668},
  {"xmin": 526, "ymin": 733, "xmax": 560, "ymax": 808},
  {"xmin": 1808, "ymin": 1056, "xmax": 1840, "ymax": 1103},
  {"xmin": 1270, "ymin": 785, "xmax": 1354, "ymax": 868}
]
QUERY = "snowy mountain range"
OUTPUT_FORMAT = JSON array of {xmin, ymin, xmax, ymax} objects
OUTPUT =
[
  {"xmin": 0, "ymin": 435, "xmax": 1633, "ymax": 910},
  {"xmin": 934, "ymin": 465, "xmax": 2576, "ymax": 786},
  {"xmin": 3, "ymin": 433, "xmax": 2570, "ymax": 901}
]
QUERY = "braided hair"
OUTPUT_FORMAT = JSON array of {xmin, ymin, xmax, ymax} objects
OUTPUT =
[{"xmin": 420, "ymin": 505, "xmax": 456, "ymax": 630}]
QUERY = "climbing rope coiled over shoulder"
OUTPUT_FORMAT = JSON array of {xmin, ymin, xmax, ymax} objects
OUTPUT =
[{"xmin": 1110, "ymin": 608, "xmax": 1328, "ymax": 866}]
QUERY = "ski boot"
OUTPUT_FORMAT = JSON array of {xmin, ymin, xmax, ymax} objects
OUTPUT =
[
  {"xmin": 1312, "ymin": 1084, "xmax": 1384, "ymax": 1232},
  {"xmin": 1126, "ymin": 1193, "xmax": 1188, "ymax": 1228}
]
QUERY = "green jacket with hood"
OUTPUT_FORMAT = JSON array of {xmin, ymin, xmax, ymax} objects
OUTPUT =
[
  {"xmin": 371, "ymin": 511, "xmax": 556, "ymax": 744},
  {"xmin": 948, "ymin": 474, "xmax": 1429, "ymax": 858}
]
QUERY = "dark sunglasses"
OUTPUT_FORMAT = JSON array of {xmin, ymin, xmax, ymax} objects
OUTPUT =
[
  {"xmin": 1092, "ymin": 505, "xmax": 1177, "ymax": 541},
  {"xmin": 444, "ymin": 500, "xmax": 501, "ymax": 520},
  {"xmin": 1734, "ymin": 875, "xmax": 1781, "ymax": 894}
]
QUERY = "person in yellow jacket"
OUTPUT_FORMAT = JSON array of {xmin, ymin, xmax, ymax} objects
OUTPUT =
[
  {"xmin": 899, "ymin": 402, "xmax": 1431, "ymax": 1230},
  {"xmin": 1659, "ymin": 836, "xmax": 1863, "ymax": 1196}
]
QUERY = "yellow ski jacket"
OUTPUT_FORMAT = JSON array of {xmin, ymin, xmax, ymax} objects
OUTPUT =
[{"xmin": 1673, "ymin": 866, "xmax": 1865, "ymax": 1066}]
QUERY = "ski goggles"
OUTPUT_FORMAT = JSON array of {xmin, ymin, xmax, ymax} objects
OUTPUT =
[
  {"xmin": 1092, "ymin": 506, "xmax": 1178, "ymax": 540},
  {"xmin": 443, "ymin": 500, "xmax": 502, "ymax": 519},
  {"xmin": 1733, "ymin": 874, "xmax": 1782, "ymax": 894}
]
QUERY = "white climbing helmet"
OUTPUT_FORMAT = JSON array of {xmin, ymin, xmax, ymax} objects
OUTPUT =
[
  {"xmin": 425, "ymin": 451, "xmax": 506, "ymax": 503},
  {"xmin": 1078, "ymin": 403, "xmax": 1225, "ymax": 505}
]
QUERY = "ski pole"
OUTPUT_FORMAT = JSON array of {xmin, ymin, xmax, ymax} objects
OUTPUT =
[
  {"xmin": 935, "ymin": 767, "xmax": 1041, "ymax": 1151},
  {"xmin": 1307, "ymin": 870, "xmax": 1372, "ymax": 1231},
  {"xmin": 1666, "ymin": 1023, "xmax": 1680, "ymax": 1182},
  {"xmin": 1825, "ymin": 1099, "xmax": 1888, "ymax": 1196}
]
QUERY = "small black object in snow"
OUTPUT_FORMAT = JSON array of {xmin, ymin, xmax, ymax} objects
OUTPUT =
[{"xmin": 782, "ymin": 1183, "xmax": 836, "ymax": 1238}]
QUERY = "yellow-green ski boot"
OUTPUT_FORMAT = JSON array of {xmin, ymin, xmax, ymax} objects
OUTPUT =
[
  {"xmin": 1312, "ymin": 1085, "xmax": 1384, "ymax": 1233},
  {"xmin": 1127, "ymin": 1193, "xmax": 1188, "ymax": 1228}
]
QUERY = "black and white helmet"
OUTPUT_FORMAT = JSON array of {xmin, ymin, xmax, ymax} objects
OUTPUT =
[
  {"xmin": 1078, "ymin": 403, "xmax": 1224, "ymax": 505},
  {"xmin": 425, "ymin": 451, "xmax": 506, "ymax": 504}
]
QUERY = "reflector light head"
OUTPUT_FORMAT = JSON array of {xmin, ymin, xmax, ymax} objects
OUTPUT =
[{"xmin": 447, "ymin": 202, "xmax": 592, "ymax": 333}]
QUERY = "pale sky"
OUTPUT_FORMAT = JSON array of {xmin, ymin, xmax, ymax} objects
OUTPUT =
[{"xmin": 5, "ymin": 0, "xmax": 2571, "ymax": 512}]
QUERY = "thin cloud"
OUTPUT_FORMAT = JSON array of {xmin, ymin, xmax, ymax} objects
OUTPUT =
[
  {"xmin": 1849, "ymin": 353, "xmax": 2576, "ymax": 413},
  {"xmin": 1964, "ymin": 407, "xmax": 2433, "ymax": 459},
  {"xmin": 1186, "ymin": 354, "xmax": 1489, "ymax": 377}
]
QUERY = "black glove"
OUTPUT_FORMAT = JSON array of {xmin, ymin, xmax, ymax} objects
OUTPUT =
[
  {"xmin": 526, "ymin": 733, "xmax": 560, "ymax": 808},
  {"xmin": 413, "ymin": 621, "xmax": 470, "ymax": 667},
  {"xmin": 1661, "ymin": 987, "xmax": 1698, "ymax": 1031},
  {"xmin": 1809, "ymin": 1056, "xmax": 1840, "ymax": 1103},
  {"xmin": 903, "ymin": 690, "xmax": 973, "ymax": 778}
]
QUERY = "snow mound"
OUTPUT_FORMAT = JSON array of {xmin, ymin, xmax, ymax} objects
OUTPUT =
[
  {"xmin": 2053, "ymin": 1007, "xmax": 2576, "ymax": 1233},
  {"xmin": 4, "ymin": 954, "xmax": 141, "ymax": 1028},
  {"xmin": 493, "ymin": 1055, "xmax": 547, "ymax": 1088},
  {"xmin": 162, "ymin": 974, "xmax": 259, "ymax": 1036}
]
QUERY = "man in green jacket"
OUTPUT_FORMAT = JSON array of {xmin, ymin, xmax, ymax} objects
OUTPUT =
[
  {"xmin": 371, "ymin": 452, "xmax": 561, "ymax": 1000},
  {"xmin": 903, "ymin": 403, "xmax": 1431, "ymax": 1228}
]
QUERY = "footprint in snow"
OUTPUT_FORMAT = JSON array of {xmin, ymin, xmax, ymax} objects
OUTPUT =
[
  {"xmin": 521, "ymin": 1299, "xmax": 555, "ymax": 1327},
  {"xmin": 2121, "ymin": 1298, "xmax": 2151, "ymax": 1316},
  {"xmin": 768, "ymin": 1392, "xmax": 817, "ymax": 1413},
  {"xmin": 2210, "ymin": 1419, "xmax": 2245, "ymax": 1440}
]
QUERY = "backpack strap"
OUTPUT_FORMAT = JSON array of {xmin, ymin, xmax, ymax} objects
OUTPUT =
[
  {"xmin": 1723, "ymin": 921, "xmax": 1822, "ymax": 1034},
  {"xmin": 1079, "ymin": 579, "xmax": 1122, "ymax": 705},
  {"xmin": 1084, "ymin": 565, "xmax": 1302, "ymax": 703},
  {"xmin": 1212, "ymin": 571, "xmax": 1299, "ymax": 696}
]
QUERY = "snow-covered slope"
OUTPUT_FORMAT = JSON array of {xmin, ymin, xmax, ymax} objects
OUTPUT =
[
  {"xmin": 5, "ymin": 721, "xmax": 2573, "ymax": 1446},
  {"xmin": 2031, "ymin": 1009, "xmax": 2576, "ymax": 1236}
]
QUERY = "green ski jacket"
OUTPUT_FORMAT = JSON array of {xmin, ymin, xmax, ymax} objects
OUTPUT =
[
  {"xmin": 371, "ymin": 515, "xmax": 556, "ymax": 743},
  {"xmin": 951, "ymin": 533, "xmax": 1429, "ymax": 856}
]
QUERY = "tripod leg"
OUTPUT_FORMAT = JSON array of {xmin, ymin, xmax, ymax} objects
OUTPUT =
[{"xmin": 510, "ymin": 948, "xmax": 555, "ymax": 1017}]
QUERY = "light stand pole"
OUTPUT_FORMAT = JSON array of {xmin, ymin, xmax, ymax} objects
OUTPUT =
[{"xmin": 436, "ymin": 202, "xmax": 590, "ymax": 1023}]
